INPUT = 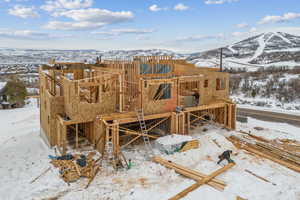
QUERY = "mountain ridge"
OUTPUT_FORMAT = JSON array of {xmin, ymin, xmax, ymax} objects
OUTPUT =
[{"xmin": 1, "ymin": 32, "xmax": 300, "ymax": 71}]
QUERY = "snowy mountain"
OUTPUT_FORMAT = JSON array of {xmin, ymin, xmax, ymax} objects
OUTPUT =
[
  {"xmin": 1, "ymin": 32, "xmax": 300, "ymax": 72},
  {"xmin": 189, "ymin": 32, "xmax": 300, "ymax": 71}
]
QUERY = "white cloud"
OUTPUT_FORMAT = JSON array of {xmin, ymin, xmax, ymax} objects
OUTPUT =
[
  {"xmin": 55, "ymin": 8, "xmax": 133, "ymax": 23},
  {"xmin": 41, "ymin": 0, "xmax": 93, "ymax": 12},
  {"xmin": 110, "ymin": 28, "xmax": 154, "ymax": 35},
  {"xmin": 236, "ymin": 23, "xmax": 248, "ymax": 28},
  {"xmin": 149, "ymin": 4, "xmax": 164, "ymax": 12},
  {"xmin": 8, "ymin": 5, "xmax": 39, "ymax": 18},
  {"xmin": 0, "ymin": 30, "xmax": 68, "ymax": 40},
  {"xmin": 92, "ymin": 28, "xmax": 154, "ymax": 36},
  {"xmin": 175, "ymin": 34, "xmax": 224, "ymax": 42},
  {"xmin": 258, "ymin": 12, "xmax": 300, "ymax": 24},
  {"xmin": 44, "ymin": 8, "xmax": 134, "ymax": 31},
  {"xmin": 204, "ymin": 0, "xmax": 239, "ymax": 5},
  {"xmin": 174, "ymin": 3, "xmax": 189, "ymax": 11},
  {"xmin": 44, "ymin": 21, "xmax": 106, "ymax": 30}
]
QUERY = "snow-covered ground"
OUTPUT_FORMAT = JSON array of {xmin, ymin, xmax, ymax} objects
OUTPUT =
[
  {"xmin": 1, "ymin": 101, "xmax": 300, "ymax": 200},
  {"xmin": 233, "ymin": 95, "xmax": 300, "ymax": 115}
]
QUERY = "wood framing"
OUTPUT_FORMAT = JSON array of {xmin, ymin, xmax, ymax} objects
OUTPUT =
[{"xmin": 39, "ymin": 56, "xmax": 236, "ymax": 165}]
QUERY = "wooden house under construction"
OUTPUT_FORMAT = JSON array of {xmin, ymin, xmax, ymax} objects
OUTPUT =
[{"xmin": 39, "ymin": 56, "xmax": 236, "ymax": 165}]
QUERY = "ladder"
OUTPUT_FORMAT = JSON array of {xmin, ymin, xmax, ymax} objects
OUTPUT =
[
  {"xmin": 103, "ymin": 131, "xmax": 116, "ymax": 168},
  {"xmin": 136, "ymin": 109, "xmax": 154, "ymax": 157}
]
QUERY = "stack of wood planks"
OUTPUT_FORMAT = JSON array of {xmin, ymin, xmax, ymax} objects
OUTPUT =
[
  {"xmin": 153, "ymin": 156, "xmax": 235, "ymax": 200},
  {"xmin": 228, "ymin": 134, "xmax": 300, "ymax": 173},
  {"xmin": 50, "ymin": 152, "xmax": 100, "ymax": 185},
  {"xmin": 153, "ymin": 156, "xmax": 226, "ymax": 191}
]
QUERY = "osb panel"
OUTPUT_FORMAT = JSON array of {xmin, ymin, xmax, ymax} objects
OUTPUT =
[
  {"xmin": 94, "ymin": 120, "xmax": 106, "ymax": 154},
  {"xmin": 142, "ymin": 79, "xmax": 178, "ymax": 115},
  {"xmin": 49, "ymin": 96, "xmax": 64, "ymax": 146},
  {"xmin": 62, "ymin": 77, "xmax": 118, "ymax": 122}
]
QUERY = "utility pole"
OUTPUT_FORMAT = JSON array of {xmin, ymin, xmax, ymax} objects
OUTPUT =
[{"xmin": 220, "ymin": 48, "xmax": 223, "ymax": 72}]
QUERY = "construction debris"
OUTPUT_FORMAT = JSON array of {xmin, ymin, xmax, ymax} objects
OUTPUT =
[
  {"xmin": 50, "ymin": 152, "xmax": 100, "ymax": 183},
  {"xmin": 244, "ymin": 169, "xmax": 276, "ymax": 186},
  {"xmin": 228, "ymin": 135, "xmax": 300, "ymax": 173},
  {"xmin": 212, "ymin": 139, "xmax": 221, "ymax": 148},
  {"xmin": 30, "ymin": 167, "xmax": 51, "ymax": 184}
]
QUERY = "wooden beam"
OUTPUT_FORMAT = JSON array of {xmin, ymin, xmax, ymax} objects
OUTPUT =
[
  {"xmin": 118, "ymin": 127, "xmax": 158, "ymax": 139},
  {"xmin": 184, "ymin": 103, "xmax": 226, "ymax": 113},
  {"xmin": 101, "ymin": 111, "xmax": 172, "ymax": 123},
  {"xmin": 244, "ymin": 169, "xmax": 276, "ymax": 185},
  {"xmin": 121, "ymin": 135, "xmax": 141, "ymax": 149},
  {"xmin": 169, "ymin": 163, "xmax": 235, "ymax": 200},
  {"xmin": 146, "ymin": 117, "xmax": 169, "ymax": 132},
  {"xmin": 153, "ymin": 156, "xmax": 225, "ymax": 190}
]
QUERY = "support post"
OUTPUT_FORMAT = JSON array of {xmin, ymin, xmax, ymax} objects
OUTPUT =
[
  {"xmin": 75, "ymin": 123, "xmax": 78, "ymax": 149},
  {"xmin": 62, "ymin": 125, "xmax": 67, "ymax": 155},
  {"xmin": 186, "ymin": 112, "xmax": 190, "ymax": 135}
]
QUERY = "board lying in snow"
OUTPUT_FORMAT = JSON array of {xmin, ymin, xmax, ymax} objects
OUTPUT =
[{"xmin": 155, "ymin": 134, "xmax": 199, "ymax": 154}]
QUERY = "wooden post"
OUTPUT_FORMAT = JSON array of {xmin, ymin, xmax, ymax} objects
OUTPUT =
[
  {"xmin": 171, "ymin": 112, "xmax": 177, "ymax": 134},
  {"xmin": 119, "ymin": 74, "xmax": 123, "ymax": 112},
  {"xmin": 232, "ymin": 104, "xmax": 236, "ymax": 129},
  {"xmin": 75, "ymin": 123, "xmax": 79, "ymax": 149},
  {"xmin": 186, "ymin": 112, "xmax": 190, "ymax": 135},
  {"xmin": 62, "ymin": 125, "xmax": 67, "ymax": 155},
  {"xmin": 224, "ymin": 105, "xmax": 227, "ymax": 127},
  {"xmin": 112, "ymin": 120, "xmax": 120, "ymax": 158},
  {"xmin": 228, "ymin": 104, "xmax": 232, "ymax": 129}
]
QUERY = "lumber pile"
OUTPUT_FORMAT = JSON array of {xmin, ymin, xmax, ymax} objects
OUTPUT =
[
  {"xmin": 153, "ymin": 156, "xmax": 236, "ymax": 199},
  {"xmin": 228, "ymin": 135, "xmax": 300, "ymax": 173},
  {"xmin": 50, "ymin": 152, "xmax": 100, "ymax": 183},
  {"xmin": 163, "ymin": 159, "xmax": 235, "ymax": 200},
  {"xmin": 153, "ymin": 156, "xmax": 226, "ymax": 191}
]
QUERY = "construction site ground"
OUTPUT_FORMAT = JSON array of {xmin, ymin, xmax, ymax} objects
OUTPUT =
[{"xmin": 1, "ymin": 99, "xmax": 300, "ymax": 200}]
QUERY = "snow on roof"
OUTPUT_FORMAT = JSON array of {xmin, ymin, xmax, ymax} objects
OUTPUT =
[{"xmin": 156, "ymin": 134, "xmax": 193, "ymax": 145}]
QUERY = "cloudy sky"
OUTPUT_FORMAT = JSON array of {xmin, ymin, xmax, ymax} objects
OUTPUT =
[{"xmin": 0, "ymin": 0, "xmax": 299, "ymax": 52}]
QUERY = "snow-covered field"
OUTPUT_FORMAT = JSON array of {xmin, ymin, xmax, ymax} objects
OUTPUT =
[{"xmin": 1, "ymin": 100, "xmax": 300, "ymax": 200}]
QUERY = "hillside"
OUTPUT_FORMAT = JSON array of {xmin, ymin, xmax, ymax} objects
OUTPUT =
[{"xmin": 189, "ymin": 32, "xmax": 300, "ymax": 71}]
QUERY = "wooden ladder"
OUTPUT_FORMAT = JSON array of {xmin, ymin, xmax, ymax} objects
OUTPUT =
[
  {"xmin": 102, "ymin": 130, "xmax": 117, "ymax": 168},
  {"xmin": 136, "ymin": 109, "xmax": 154, "ymax": 157}
]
